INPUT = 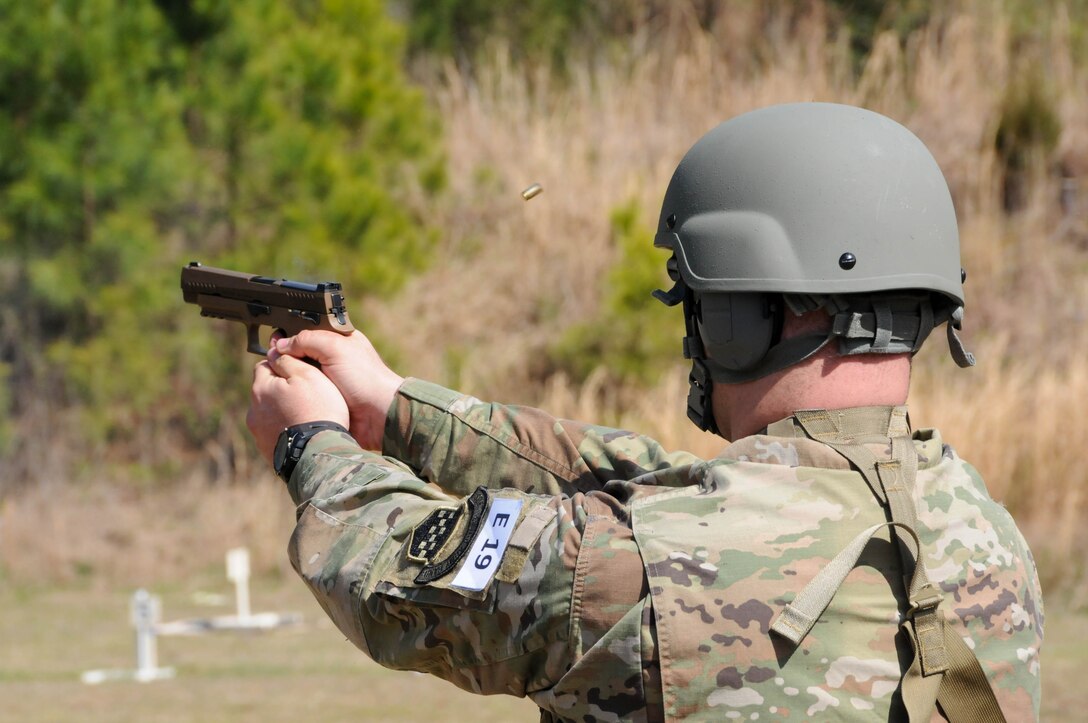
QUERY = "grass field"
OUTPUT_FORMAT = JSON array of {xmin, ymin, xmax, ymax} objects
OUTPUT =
[
  {"xmin": 0, "ymin": 574, "xmax": 538, "ymax": 722},
  {"xmin": 0, "ymin": 573, "xmax": 1079, "ymax": 721}
]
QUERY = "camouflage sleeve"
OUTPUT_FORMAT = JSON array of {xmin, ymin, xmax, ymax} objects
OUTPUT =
[
  {"xmin": 285, "ymin": 428, "xmax": 582, "ymax": 698},
  {"xmin": 381, "ymin": 378, "xmax": 702, "ymax": 498}
]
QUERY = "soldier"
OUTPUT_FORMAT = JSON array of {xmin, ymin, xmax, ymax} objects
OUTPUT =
[{"xmin": 247, "ymin": 103, "xmax": 1043, "ymax": 721}]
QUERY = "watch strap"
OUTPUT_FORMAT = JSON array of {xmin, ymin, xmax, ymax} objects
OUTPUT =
[{"xmin": 275, "ymin": 421, "xmax": 349, "ymax": 482}]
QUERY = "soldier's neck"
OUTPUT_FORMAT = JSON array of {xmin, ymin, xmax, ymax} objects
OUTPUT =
[{"xmin": 712, "ymin": 351, "xmax": 911, "ymax": 441}]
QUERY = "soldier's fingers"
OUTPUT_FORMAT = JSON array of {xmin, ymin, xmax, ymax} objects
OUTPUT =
[
  {"xmin": 253, "ymin": 359, "xmax": 272, "ymax": 380},
  {"xmin": 270, "ymin": 350, "xmax": 317, "ymax": 380},
  {"xmin": 252, "ymin": 360, "xmax": 280, "ymax": 388}
]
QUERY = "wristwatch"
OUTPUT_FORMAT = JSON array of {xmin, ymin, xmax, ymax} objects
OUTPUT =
[{"xmin": 273, "ymin": 421, "xmax": 349, "ymax": 483}]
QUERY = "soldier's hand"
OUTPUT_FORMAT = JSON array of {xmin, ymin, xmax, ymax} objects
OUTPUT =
[
  {"xmin": 269, "ymin": 330, "xmax": 404, "ymax": 451},
  {"xmin": 247, "ymin": 353, "xmax": 350, "ymax": 465}
]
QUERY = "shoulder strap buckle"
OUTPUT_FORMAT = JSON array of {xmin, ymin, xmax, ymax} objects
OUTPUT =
[{"xmin": 908, "ymin": 584, "xmax": 946, "ymax": 617}]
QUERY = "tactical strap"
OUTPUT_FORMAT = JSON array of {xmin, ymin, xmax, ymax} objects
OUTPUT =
[
  {"xmin": 902, "ymin": 613, "xmax": 1007, "ymax": 722},
  {"xmin": 786, "ymin": 293, "xmax": 976, "ymax": 368},
  {"xmin": 833, "ymin": 301, "xmax": 930, "ymax": 355},
  {"xmin": 768, "ymin": 408, "xmax": 1006, "ymax": 722},
  {"xmin": 947, "ymin": 306, "xmax": 976, "ymax": 367},
  {"xmin": 771, "ymin": 520, "xmax": 939, "ymax": 645}
]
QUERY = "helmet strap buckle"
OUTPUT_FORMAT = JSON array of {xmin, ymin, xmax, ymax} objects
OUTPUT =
[{"xmin": 686, "ymin": 357, "xmax": 718, "ymax": 434}]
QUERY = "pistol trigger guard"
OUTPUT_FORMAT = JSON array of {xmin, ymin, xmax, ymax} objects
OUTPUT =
[{"xmin": 246, "ymin": 324, "xmax": 267, "ymax": 356}]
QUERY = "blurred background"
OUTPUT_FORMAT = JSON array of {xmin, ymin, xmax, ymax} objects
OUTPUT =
[{"xmin": 1, "ymin": 0, "xmax": 1085, "ymax": 720}]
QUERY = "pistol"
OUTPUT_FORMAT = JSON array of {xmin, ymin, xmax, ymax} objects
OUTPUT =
[{"xmin": 181, "ymin": 262, "xmax": 355, "ymax": 355}]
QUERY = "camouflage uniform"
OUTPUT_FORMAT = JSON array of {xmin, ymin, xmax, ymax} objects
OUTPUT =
[{"xmin": 287, "ymin": 379, "xmax": 1043, "ymax": 721}]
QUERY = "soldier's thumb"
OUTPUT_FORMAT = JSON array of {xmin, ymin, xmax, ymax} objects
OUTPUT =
[{"xmin": 276, "ymin": 331, "xmax": 338, "ymax": 365}]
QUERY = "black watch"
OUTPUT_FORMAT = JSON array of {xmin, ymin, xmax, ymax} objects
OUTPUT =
[{"xmin": 273, "ymin": 421, "xmax": 349, "ymax": 483}]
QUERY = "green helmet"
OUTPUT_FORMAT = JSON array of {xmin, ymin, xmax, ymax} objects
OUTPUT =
[{"xmin": 653, "ymin": 103, "xmax": 974, "ymax": 433}]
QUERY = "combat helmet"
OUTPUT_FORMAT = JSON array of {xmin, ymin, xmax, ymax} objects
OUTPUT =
[{"xmin": 653, "ymin": 102, "xmax": 975, "ymax": 433}]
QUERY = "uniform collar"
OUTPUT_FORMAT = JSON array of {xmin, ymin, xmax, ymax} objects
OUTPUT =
[{"xmin": 717, "ymin": 406, "xmax": 944, "ymax": 471}]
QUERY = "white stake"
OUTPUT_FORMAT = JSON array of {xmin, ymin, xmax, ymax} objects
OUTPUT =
[
  {"xmin": 82, "ymin": 589, "xmax": 175, "ymax": 684},
  {"xmin": 225, "ymin": 547, "xmax": 252, "ymax": 621}
]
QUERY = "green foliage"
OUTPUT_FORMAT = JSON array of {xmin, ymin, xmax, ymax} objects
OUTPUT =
[
  {"xmin": 177, "ymin": 0, "xmax": 445, "ymax": 289},
  {"xmin": 0, "ymin": 0, "xmax": 442, "ymax": 475},
  {"xmin": 404, "ymin": 0, "xmax": 593, "ymax": 68},
  {"xmin": 548, "ymin": 200, "xmax": 683, "ymax": 385}
]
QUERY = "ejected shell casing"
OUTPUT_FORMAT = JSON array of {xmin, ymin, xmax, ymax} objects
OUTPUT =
[{"xmin": 521, "ymin": 183, "xmax": 543, "ymax": 201}]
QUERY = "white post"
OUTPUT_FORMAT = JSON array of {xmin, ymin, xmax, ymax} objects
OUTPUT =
[
  {"xmin": 225, "ymin": 547, "xmax": 251, "ymax": 621},
  {"xmin": 130, "ymin": 588, "xmax": 161, "ymax": 680},
  {"xmin": 152, "ymin": 546, "xmax": 301, "ymax": 635},
  {"xmin": 82, "ymin": 589, "xmax": 174, "ymax": 684}
]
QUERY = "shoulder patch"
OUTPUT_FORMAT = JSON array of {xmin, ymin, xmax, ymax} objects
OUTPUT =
[
  {"xmin": 408, "ymin": 506, "xmax": 462, "ymax": 563},
  {"xmin": 414, "ymin": 486, "xmax": 488, "ymax": 584}
]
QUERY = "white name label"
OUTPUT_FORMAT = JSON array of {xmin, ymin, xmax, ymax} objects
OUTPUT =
[{"xmin": 451, "ymin": 497, "xmax": 523, "ymax": 592}]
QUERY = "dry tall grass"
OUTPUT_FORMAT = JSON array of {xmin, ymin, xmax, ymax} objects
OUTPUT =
[{"xmin": 2, "ymin": 2, "xmax": 1085, "ymax": 599}]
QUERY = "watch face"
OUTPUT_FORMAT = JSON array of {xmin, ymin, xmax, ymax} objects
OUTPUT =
[{"xmin": 273, "ymin": 429, "xmax": 291, "ymax": 475}]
